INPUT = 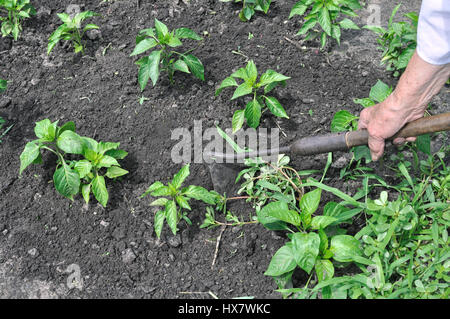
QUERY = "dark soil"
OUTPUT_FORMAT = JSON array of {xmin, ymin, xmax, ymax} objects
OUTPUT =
[{"xmin": 0, "ymin": 0, "xmax": 447, "ymax": 298}]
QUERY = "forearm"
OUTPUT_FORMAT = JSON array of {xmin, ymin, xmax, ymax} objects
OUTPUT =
[{"xmin": 387, "ymin": 50, "xmax": 450, "ymax": 123}]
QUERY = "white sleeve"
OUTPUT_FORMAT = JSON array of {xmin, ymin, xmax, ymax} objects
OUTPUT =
[{"xmin": 416, "ymin": 0, "xmax": 450, "ymax": 65}]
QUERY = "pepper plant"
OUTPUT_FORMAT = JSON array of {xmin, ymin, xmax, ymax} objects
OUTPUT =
[
  {"xmin": 289, "ymin": 0, "xmax": 361, "ymax": 49},
  {"xmin": 141, "ymin": 164, "xmax": 219, "ymax": 238},
  {"xmin": 0, "ymin": 0, "xmax": 35, "ymax": 40},
  {"xmin": 216, "ymin": 60, "xmax": 290, "ymax": 132},
  {"xmin": 364, "ymin": 4, "xmax": 417, "ymax": 77},
  {"xmin": 220, "ymin": 0, "xmax": 271, "ymax": 22},
  {"xmin": 47, "ymin": 10, "xmax": 100, "ymax": 55},
  {"xmin": 19, "ymin": 119, "xmax": 128, "ymax": 207},
  {"xmin": 131, "ymin": 18, "xmax": 204, "ymax": 91}
]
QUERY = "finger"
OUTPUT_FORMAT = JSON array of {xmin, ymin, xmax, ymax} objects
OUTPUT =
[
  {"xmin": 358, "ymin": 109, "xmax": 370, "ymax": 130},
  {"xmin": 406, "ymin": 137, "xmax": 417, "ymax": 142},
  {"xmin": 393, "ymin": 137, "xmax": 406, "ymax": 145},
  {"xmin": 368, "ymin": 135, "xmax": 385, "ymax": 161}
]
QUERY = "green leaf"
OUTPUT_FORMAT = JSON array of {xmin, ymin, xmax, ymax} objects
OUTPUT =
[
  {"xmin": 300, "ymin": 188, "xmax": 321, "ymax": 215},
  {"xmin": 182, "ymin": 185, "xmax": 217, "ymax": 205},
  {"xmin": 150, "ymin": 198, "xmax": 168, "ymax": 207},
  {"xmin": 0, "ymin": 78, "xmax": 7, "ymax": 93},
  {"xmin": 296, "ymin": 18, "xmax": 317, "ymax": 35},
  {"xmin": 258, "ymin": 70, "xmax": 290, "ymax": 87},
  {"xmin": 154, "ymin": 18, "xmax": 169, "ymax": 40},
  {"xmin": 175, "ymin": 27, "xmax": 202, "ymax": 40},
  {"xmin": 130, "ymin": 38, "xmax": 158, "ymax": 56},
  {"xmin": 172, "ymin": 164, "xmax": 190, "ymax": 189},
  {"xmin": 339, "ymin": 18, "xmax": 359, "ymax": 30},
  {"xmin": 263, "ymin": 201, "xmax": 301, "ymax": 226},
  {"xmin": 105, "ymin": 149, "xmax": 128, "ymax": 160},
  {"xmin": 57, "ymin": 121, "xmax": 76, "ymax": 137},
  {"xmin": 34, "ymin": 119, "xmax": 56, "ymax": 141},
  {"xmin": 165, "ymin": 200, "xmax": 178, "ymax": 235},
  {"xmin": 81, "ymin": 183, "xmax": 91, "ymax": 204},
  {"xmin": 138, "ymin": 49, "xmax": 162, "ymax": 90},
  {"xmin": 353, "ymin": 97, "xmax": 375, "ymax": 108},
  {"xmin": 74, "ymin": 160, "xmax": 92, "ymax": 179},
  {"xmin": 330, "ymin": 235, "xmax": 362, "ymax": 262},
  {"xmin": 318, "ymin": 7, "xmax": 332, "ymax": 36},
  {"xmin": 232, "ymin": 109, "xmax": 245, "ymax": 133},
  {"xmin": 244, "ymin": 99, "xmax": 261, "ymax": 128},
  {"xmin": 320, "ymin": 31, "xmax": 327, "ymax": 48},
  {"xmin": 257, "ymin": 202, "xmax": 289, "ymax": 231},
  {"xmin": 231, "ymin": 82, "xmax": 253, "ymax": 100},
  {"xmin": 245, "ymin": 60, "xmax": 258, "ymax": 84},
  {"xmin": 176, "ymin": 195, "xmax": 191, "ymax": 210},
  {"xmin": 53, "ymin": 162, "xmax": 81, "ymax": 200},
  {"xmin": 264, "ymin": 245, "xmax": 297, "ymax": 277},
  {"xmin": 289, "ymin": 2, "xmax": 308, "ymax": 19},
  {"xmin": 331, "ymin": 25, "xmax": 341, "ymax": 45},
  {"xmin": 19, "ymin": 142, "xmax": 41, "ymax": 175},
  {"xmin": 215, "ymin": 76, "xmax": 238, "ymax": 96},
  {"xmin": 416, "ymin": 134, "xmax": 431, "ymax": 155},
  {"xmin": 154, "ymin": 210, "xmax": 165, "ymax": 238},
  {"xmin": 264, "ymin": 96, "xmax": 289, "ymax": 119},
  {"xmin": 83, "ymin": 23, "xmax": 99, "ymax": 32},
  {"xmin": 315, "ymin": 259, "xmax": 334, "ymax": 282},
  {"xmin": 106, "ymin": 166, "xmax": 128, "ymax": 179},
  {"xmin": 369, "ymin": 80, "xmax": 392, "ymax": 103},
  {"xmin": 331, "ymin": 110, "xmax": 358, "ymax": 132},
  {"xmin": 97, "ymin": 155, "xmax": 120, "ymax": 168},
  {"xmin": 311, "ymin": 216, "xmax": 338, "ymax": 230},
  {"xmin": 57, "ymin": 130, "xmax": 84, "ymax": 155},
  {"xmin": 292, "ymin": 232, "xmax": 320, "ymax": 274},
  {"xmin": 173, "ymin": 59, "xmax": 190, "ymax": 74},
  {"xmin": 92, "ymin": 175, "xmax": 108, "ymax": 207},
  {"xmin": 182, "ymin": 54, "xmax": 205, "ymax": 81}
]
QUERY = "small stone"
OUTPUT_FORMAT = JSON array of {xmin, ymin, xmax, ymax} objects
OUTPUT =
[
  {"xmin": 100, "ymin": 220, "xmax": 109, "ymax": 227},
  {"xmin": 91, "ymin": 244, "xmax": 100, "ymax": 250},
  {"xmin": 28, "ymin": 248, "xmax": 39, "ymax": 257},
  {"xmin": 302, "ymin": 98, "xmax": 314, "ymax": 104},
  {"xmin": 0, "ymin": 97, "xmax": 11, "ymax": 109},
  {"xmin": 122, "ymin": 248, "xmax": 136, "ymax": 264},
  {"xmin": 207, "ymin": 80, "xmax": 214, "ymax": 86},
  {"xmin": 31, "ymin": 78, "xmax": 41, "ymax": 86},
  {"xmin": 167, "ymin": 234, "xmax": 182, "ymax": 248}
]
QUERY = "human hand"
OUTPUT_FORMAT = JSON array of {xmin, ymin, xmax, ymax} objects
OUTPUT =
[{"xmin": 358, "ymin": 100, "xmax": 422, "ymax": 161}]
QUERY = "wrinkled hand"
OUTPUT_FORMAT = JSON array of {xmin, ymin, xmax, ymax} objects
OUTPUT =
[
  {"xmin": 357, "ymin": 51, "xmax": 450, "ymax": 161},
  {"xmin": 358, "ymin": 100, "xmax": 423, "ymax": 161}
]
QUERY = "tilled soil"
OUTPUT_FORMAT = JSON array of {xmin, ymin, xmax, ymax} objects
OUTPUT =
[{"xmin": 0, "ymin": 0, "xmax": 447, "ymax": 298}]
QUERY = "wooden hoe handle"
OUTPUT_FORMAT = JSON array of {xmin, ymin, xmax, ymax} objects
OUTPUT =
[{"xmin": 290, "ymin": 112, "xmax": 450, "ymax": 156}]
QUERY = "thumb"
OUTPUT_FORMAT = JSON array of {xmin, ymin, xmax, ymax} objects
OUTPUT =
[{"xmin": 368, "ymin": 135, "xmax": 385, "ymax": 161}]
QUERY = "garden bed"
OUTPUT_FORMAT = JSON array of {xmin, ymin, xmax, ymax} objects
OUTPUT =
[{"xmin": 0, "ymin": 0, "xmax": 447, "ymax": 299}]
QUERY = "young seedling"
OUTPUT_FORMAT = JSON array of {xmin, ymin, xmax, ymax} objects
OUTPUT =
[
  {"xmin": 220, "ymin": 0, "xmax": 271, "ymax": 22},
  {"xmin": 289, "ymin": 0, "xmax": 361, "ymax": 49},
  {"xmin": 216, "ymin": 60, "xmax": 290, "ymax": 132},
  {"xmin": 141, "ymin": 164, "xmax": 219, "ymax": 238},
  {"xmin": 47, "ymin": 10, "xmax": 100, "ymax": 55},
  {"xmin": 0, "ymin": 0, "xmax": 35, "ymax": 40},
  {"xmin": 0, "ymin": 77, "xmax": 6, "ymax": 92},
  {"xmin": 131, "ymin": 18, "xmax": 205, "ymax": 91},
  {"xmin": 19, "ymin": 119, "xmax": 128, "ymax": 207},
  {"xmin": 364, "ymin": 4, "xmax": 417, "ymax": 77}
]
